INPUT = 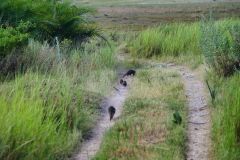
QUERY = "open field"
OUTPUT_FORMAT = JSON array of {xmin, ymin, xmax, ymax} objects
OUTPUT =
[
  {"xmin": 75, "ymin": 0, "xmax": 240, "ymax": 30},
  {"xmin": 74, "ymin": 0, "xmax": 240, "ymax": 7}
]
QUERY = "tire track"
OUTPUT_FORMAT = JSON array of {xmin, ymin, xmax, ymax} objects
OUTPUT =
[
  {"xmin": 146, "ymin": 61, "xmax": 211, "ymax": 160},
  {"xmin": 74, "ymin": 75, "xmax": 132, "ymax": 160},
  {"xmin": 178, "ymin": 66, "xmax": 211, "ymax": 160}
]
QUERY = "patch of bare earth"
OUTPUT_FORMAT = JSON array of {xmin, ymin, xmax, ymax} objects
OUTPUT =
[
  {"xmin": 74, "ymin": 75, "xmax": 132, "ymax": 160},
  {"xmin": 178, "ymin": 66, "xmax": 211, "ymax": 160}
]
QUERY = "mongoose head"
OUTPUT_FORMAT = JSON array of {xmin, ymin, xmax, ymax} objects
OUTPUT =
[
  {"xmin": 122, "ymin": 80, "xmax": 127, "ymax": 87},
  {"xmin": 120, "ymin": 79, "xmax": 124, "ymax": 84}
]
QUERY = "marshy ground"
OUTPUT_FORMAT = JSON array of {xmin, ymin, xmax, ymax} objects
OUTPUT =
[{"xmin": 76, "ymin": 0, "xmax": 240, "ymax": 30}]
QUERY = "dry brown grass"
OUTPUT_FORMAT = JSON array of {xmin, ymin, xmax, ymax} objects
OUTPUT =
[{"xmin": 83, "ymin": 1, "xmax": 240, "ymax": 30}]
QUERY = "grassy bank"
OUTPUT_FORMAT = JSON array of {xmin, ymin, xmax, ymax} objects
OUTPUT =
[
  {"xmin": 129, "ymin": 22, "xmax": 201, "ymax": 58},
  {"xmin": 127, "ymin": 18, "xmax": 240, "ymax": 159},
  {"xmin": 0, "ymin": 38, "xmax": 117, "ymax": 160},
  {"xmin": 94, "ymin": 67, "xmax": 186, "ymax": 160},
  {"xmin": 128, "ymin": 19, "xmax": 240, "ymax": 68},
  {"xmin": 208, "ymin": 73, "xmax": 240, "ymax": 160}
]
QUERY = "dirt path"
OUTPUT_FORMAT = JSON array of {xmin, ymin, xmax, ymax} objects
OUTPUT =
[
  {"xmin": 147, "ymin": 61, "xmax": 211, "ymax": 160},
  {"xmin": 74, "ymin": 57, "xmax": 211, "ymax": 160},
  {"xmin": 74, "ymin": 75, "xmax": 131, "ymax": 160},
  {"xmin": 178, "ymin": 66, "xmax": 211, "ymax": 160}
]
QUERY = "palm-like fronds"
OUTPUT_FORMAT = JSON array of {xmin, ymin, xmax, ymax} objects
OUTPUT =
[{"xmin": 0, "ymin": 0, "xmax": 98, "ymax": 43}]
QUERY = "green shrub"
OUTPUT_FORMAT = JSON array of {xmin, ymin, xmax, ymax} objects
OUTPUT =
[
  {"xmin": 0, "ymin": 0, "xmax": 97, "ymax": 42},
  {"xmin": 200, "ymin": 19, "xmax": 240, "ymax": 76},
  {"xmin": 0, "ymin": 27, "xmax": 28, "ymax": 57}
]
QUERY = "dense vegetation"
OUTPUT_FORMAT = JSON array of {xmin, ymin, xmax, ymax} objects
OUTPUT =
[
  {"xmin": 0, "ymin": 38, "xmax": 117, "ymax": 159},
  {"xmin": 129, "ymin": 23, "xmax": 200, "ymax": 57},
  {"xmin": 0, "ymin": 0, "xmax": 118, "ymax": 159},
  {"xmin": 0, "ymin": 0, "xmax": 98, "ymax": 55},
  {"xmin": 0, "ymin": 26, "xmax": 29, "ymax": 57},
  {"xmin": 210, "ymin": 74, "xmax": 240, "ymax": 160},
  {"xmin": 201, "ymin": 19, "xmax": 240, "ymax": 77},
  {"xmin": 1, "ymin": 0, "xmax": 240, "ymax": 159},
  {"xmin": 0, "ymin": 0, "xmax": 98, "ymax": 40},
  {"xmin": 129, "ymin": 18, "xmax": 240, "ymax": 159}
]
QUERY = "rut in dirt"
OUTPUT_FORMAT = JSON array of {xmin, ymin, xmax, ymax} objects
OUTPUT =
[
  {"xmin": 150, "ymin": 62, "xmax": 211, "ymax": 160},
  {"xmin": 178, "ymin": 66, "xmax": 211, "ymax": 160},
  {"xmin": 73, "ymin": 58, "xmax": 211, "ymax": 160},
  {"xmin": 74, "ymin": 73, "xmax": 132, "ymax": 160}
]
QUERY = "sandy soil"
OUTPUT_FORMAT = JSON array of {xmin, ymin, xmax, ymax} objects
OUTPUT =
[
  {"xmin": 74, "ymin": 74, "xmax": 132, "ymax": 160},
  {"xmin": 178, "ymin": 66, "xmax": 211, "ymax": 160}
]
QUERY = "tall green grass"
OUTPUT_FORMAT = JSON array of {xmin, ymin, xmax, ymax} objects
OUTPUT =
[
  {"xmin": 200, "ymin": 19, "xmax": 240, "ymax": 159},
  {"xmin": 210, "ymin": 73, "xmax": 240, "ymax": 160},
  {"xmin": 0, "ymin": 73, "xmax": 83, "ymax": 160},
  {"xmin": 129, "ymin": 18, "xmax": 240, "ymax": 160},
  {"xmin": 129, "ymin": 22, "xmax": 200, "ymax": 57},
  {"xmin": 129, "ymin": 18, "xmax": 240, "ymax": 70},
  {"xmin": 201, "ymin": 19, "xmax": 240, "ymax": 76},
  {"xmin": 0, "ymin": 38, "xmax": 117, "ymax": 160}
]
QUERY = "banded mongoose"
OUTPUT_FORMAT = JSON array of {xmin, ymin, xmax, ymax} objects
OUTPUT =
[
  {"xmin": 123, "ymin": 69, "xmax": 136, "ymax": 77},
  {"xmin": 120, "ymin": 79, "xmax": 124, "ymax": 84},
  {"xmin": 122, "ymin": 80, "xmax": 127, "ymax": 87},
  {"xmin": 108, "ymin": 106, "xmax": 116, "ymax": 121},
  {"xmin": 120, "ymin": 79, "xmax": 127, "ymax": 87}
]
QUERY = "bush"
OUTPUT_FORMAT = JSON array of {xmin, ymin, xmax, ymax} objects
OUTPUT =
[
  {"xmin": 200, "ymin": 19, "xmax": 240, "ymax": 76},
  {"xmin": 0, "ymin": 0, "xmax": 97, "ymax": 42},
  {"xmin": 0, "ymin": 27, "xmax": 28, "ymax": 57}
]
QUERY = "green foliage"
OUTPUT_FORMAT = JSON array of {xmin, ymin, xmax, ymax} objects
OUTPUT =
[
  {"xmin": 129, "ymin": 22, "xmax": 200, "ymax": 57},
  {"xmin": 0, "ymin": 0, "xmax": 97, "ymax": 42},
  {"xmin": 212, "ymin": 73, "xmax": 240, "ymax": 159},
  {"xmin": 0, "ymin": 26, "xmax": 28, "ymax": 56},
  {"xmin": 200, "ymin": 19, "xmax": 240, "ymax": 76},
  {"xmin": 0, "ymin": 71, "xmax": 103, "ymax": 160},
  {"xmin": 173, "ymin": 111, "xmax": 182, "ymax": 125},
  {"xmin": 129, "ymin": 19, "xmax": 240, "ymax": 76},
  {"xmin": 0, "ymin": 38, "xmax": 117, "ymax": 159}
]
